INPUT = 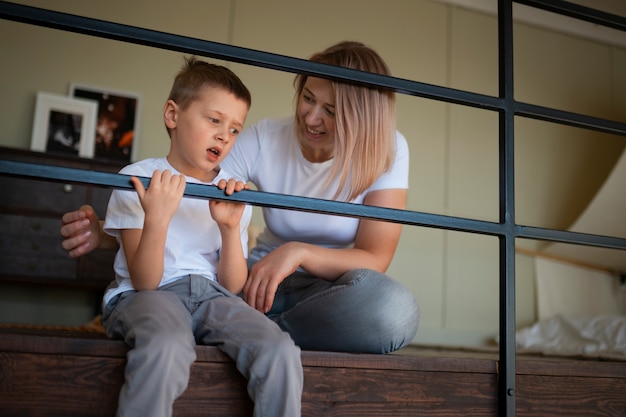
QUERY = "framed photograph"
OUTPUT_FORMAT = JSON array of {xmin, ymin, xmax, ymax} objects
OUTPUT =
[
  {"xmin": 70, "ymin": 83, "xmax": 140, "ymax": 163},
  {"xmin": 30, "ymin": 92, "xmax": 98, "ymax": 158}
]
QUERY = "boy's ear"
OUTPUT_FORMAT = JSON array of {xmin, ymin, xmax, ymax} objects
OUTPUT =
[{"xmin": 163, "ymin": 100, "xmax": 177, "ymax": 128}]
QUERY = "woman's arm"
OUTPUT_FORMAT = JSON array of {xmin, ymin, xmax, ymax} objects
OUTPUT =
[
  {"xmin": 300, "ymin": 188, "xmax": 405, "ymax": 276},
  {"xmin": 243, "ymin": 188, "xmax": 406, "ymax": 312},
  {"xmin": 60, "ymin": 206, "xmax": 119, "ymax": 257}
]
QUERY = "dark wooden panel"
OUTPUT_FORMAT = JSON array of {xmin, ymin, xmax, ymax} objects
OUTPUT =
[
  {"xmin": 0, "ymin": 255, "xmax": 76, "ymax": 278},
  {"xmin": 0, "ymin": 348, "xmax": 498, "ymax": 417},
  {"xmin": 0, "ymin": 213, "xmax": 114, "ymax": 287},
  {"xmin": 0, "ymin": 351, "xmax": 124, "ymax": 417},
  {"xmin": 4, "ymin": 331, "xmax": 624, "ymax": 417},
  {"xmin": 176, "ymin": 362, "xmax": 254, "ymax": 416},
  {"xmin": 0, "ymin": 176, "xmax": 88, "ymax": 216},
  {"xmin": 0, "ymin": 351, "xmax": 257, "ymax": 417},
  {"xmin": 0, "ymin": 147, "xmax": 120, "ymax": 291},
  {"xmin": 302, "ymin": 366, "xmax": 498, "ymax": 417},
  {"xmin": 79, "ymin": 249, "xmax": 117, "ymax": 283},
  {"xmin": 517, "ymin": 356, "xmax": 626, "ymax": 379},
  {"xmin": 0, "ymin": 214, "xmax": 76, "ymax": 278},
  {"xmin": 2, "ymin": 331, "xmax": 626, "ymax": 417},
  {"xmin": 0, "ymin": 147, "xmax": 124, "ymax": 172},
  {"xmin": 0, "ymin": 214, "xmax": 66, "ymax": 248},
  {"xmin": 516, "ymin": 374, "xmax": 626, "ymax": 417}
]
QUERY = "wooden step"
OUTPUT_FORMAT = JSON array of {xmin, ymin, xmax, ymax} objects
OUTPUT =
[{"xmin": 1, "ymin": 329, "xmax": 624, "ymax": 416}]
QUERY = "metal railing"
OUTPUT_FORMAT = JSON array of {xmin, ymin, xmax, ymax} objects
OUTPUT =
[{"xmin": 1, "ymin": 1, "xmax": 625, "ymax": 415}]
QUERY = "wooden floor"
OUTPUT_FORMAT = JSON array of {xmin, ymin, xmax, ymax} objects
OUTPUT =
[{"xmin": 0, "ymin": 329, "xmax": 624, "ymax": 417}]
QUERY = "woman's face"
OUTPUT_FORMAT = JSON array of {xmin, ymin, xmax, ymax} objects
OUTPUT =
[{"xmin": 296, "ymin": 77, "xmax": 336, "ymax": 162}]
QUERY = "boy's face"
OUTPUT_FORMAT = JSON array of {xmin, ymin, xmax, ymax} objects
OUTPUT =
[{"xmin": 164, "ymin": 86, "xmax": 248, "ymax": 182}]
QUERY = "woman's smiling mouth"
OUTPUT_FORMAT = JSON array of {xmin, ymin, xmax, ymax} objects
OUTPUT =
[{"xmin": 305, "ymin": 126, "xmax": 324, "ymax": 138}]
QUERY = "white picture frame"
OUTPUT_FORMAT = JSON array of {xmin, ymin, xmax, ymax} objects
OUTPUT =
[
  {"xmin": 30, "ymin": 92, "xmax": 98, "ymax": 158},
  {"xmin": 69, "ymin": 83, "xmax": 141, "ymax": 163}
]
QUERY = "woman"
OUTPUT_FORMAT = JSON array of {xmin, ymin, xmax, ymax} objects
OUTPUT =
[{"xmin": 61, "ymin": 41, "xmax": 419, "ymax": 354}]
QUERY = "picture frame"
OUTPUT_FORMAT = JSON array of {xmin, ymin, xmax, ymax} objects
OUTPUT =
[
  {"xmin": 30, "ymin": 92, "xmax": 98, "ymax": 158},
  {"xmin": 69, "ymin": 83, "xmax": 140, "ymax": 163}
]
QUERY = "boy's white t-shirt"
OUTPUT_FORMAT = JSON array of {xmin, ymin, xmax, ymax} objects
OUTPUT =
[
  {"xmin": 220, "ymin": 117, "xmax": 409, "ymax": 258},
  {"xmin": 102, "ymin": 157, "xmax": 252, "ymax": 306}
]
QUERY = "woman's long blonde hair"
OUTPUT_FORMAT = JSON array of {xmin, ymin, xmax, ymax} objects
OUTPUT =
[{"xmin": 294, "ymin": 41, "xmax": 396, "ymax": 201}]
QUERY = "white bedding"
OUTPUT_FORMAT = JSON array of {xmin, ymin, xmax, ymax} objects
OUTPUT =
[{"xmin": 515, "ymin": 314, "xmax": 626, "ymax": 359}]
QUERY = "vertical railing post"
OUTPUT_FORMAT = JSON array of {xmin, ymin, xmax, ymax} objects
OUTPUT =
[{"xmin": 498, "ymin": 1, "xmax": 517, "ymax": 416}]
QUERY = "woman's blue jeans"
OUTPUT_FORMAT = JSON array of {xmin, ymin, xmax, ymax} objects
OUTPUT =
[{"xmin": 254, "ymin": 265, "xmax": 420, "ymax": 354}]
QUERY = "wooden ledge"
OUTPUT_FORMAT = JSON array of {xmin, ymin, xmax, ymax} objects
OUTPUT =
[{"xmin": 2, "ymin": 329, "xmax": 624, "ymax": 417}]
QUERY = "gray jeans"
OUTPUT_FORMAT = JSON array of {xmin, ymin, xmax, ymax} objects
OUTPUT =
[
  {"xmin": 263, "ymin": 267, "xmax": 420, "ymax": 354},
  {"xmin": 102, "ymin": 275, "xmax": 302, "ymax": 417}
]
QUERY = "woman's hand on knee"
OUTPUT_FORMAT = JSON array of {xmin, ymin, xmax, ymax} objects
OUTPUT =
[{"xmin": 243, "ymin": 243, "xmax": 303, "ymax": 313}]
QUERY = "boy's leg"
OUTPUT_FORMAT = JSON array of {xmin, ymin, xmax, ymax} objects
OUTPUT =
[
  {"xmin": 191, "ymin": 278, "xmax": 302, "ymax": 417},
  {"xmin": 268, "ymin": 268, "xmax": 420, "ymax": 354},
  {"xmin": 102, "ymin": 289, "xmax": 196, "ymax": 417}
]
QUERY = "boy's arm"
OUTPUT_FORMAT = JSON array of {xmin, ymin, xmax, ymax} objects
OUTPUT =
[
  {"xmin": 215, "ymin": 224, "xmax": 248, "ymax": 294},
  {"xmin": 123, "ymin": 171, "xmax": 186, "ymax": 291},
  {"xmin": 211, "ymin": 178, "xmax": 249, "ymax": 294}
]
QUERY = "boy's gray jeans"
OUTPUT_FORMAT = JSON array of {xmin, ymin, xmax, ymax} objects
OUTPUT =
[{"xmin": 103, "ymin": 275, "xmax": 302, "ymax": 417}]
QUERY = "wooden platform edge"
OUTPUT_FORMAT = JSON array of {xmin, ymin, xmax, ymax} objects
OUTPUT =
[{"xmin": 2, "ymin": 330, "xmax": 625, "ymax": 417}]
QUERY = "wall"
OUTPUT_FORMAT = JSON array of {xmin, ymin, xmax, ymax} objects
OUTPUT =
[{"xmin": 1, "ymin": 0, "xmax": 625, "ymax": 346}]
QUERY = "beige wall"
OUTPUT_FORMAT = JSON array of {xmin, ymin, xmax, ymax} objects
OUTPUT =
[{"xmin": 1, "ymin": 0, "xmax": 625, "ymax": 346}]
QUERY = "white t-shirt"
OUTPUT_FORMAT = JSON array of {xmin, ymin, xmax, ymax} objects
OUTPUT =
[
  {"xmin": 220, "ymin": 117, "xmax": 409, "ymax": 259},
  {"xmin": 102, "ymin": 157, "xmax": 252, "ymax": 306}
]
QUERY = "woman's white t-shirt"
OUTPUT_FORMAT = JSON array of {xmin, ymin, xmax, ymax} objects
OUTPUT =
[
  {"xmin": 102, "ymin": 157, "xmax": 252, "ymax": 306},
  {"xmin": 220, "ymin": 117, "xmax": 409, "ymax": 258}
]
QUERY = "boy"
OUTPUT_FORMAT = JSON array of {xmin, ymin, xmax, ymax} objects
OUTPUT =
[{"xmin": 101, "ymin": 57, "xmax": 302, "ymax": 417}]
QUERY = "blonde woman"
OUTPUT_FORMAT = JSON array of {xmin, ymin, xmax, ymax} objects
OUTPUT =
[{"xmin": 61, "ymin": 41, "xmax": 419, "ymax": 354}]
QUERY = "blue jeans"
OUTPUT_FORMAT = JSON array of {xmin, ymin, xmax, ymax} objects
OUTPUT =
[{"xmin": 256, "ymin": 265, "xmax": 420, "ymax": 354}]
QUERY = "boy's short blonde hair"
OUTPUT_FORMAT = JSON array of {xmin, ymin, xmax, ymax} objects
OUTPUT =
[
  {"xmin": 165, "ymin": 56, "xmax": 251, "ymax": 136},
  {"xmin": 168, "ymin": 56, "xmax": 252, "ymax": 109},
  {"xmin": 169, "ymin": 56, "xmax": 251, "ymax": 108}
]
